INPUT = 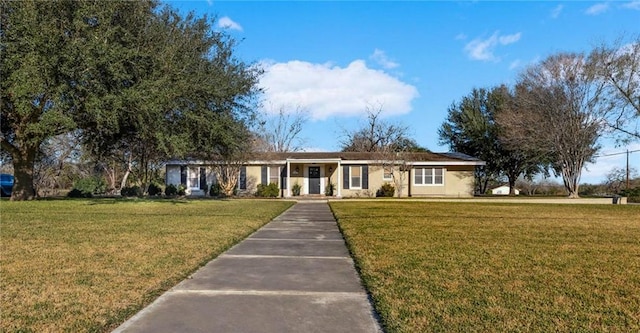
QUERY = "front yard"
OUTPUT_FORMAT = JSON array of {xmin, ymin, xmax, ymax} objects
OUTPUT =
[
  {"xmin": 330, "ymin": 201, "xmax": 640, "ymax": 333},
  {"xmin": 1, "ymin": 199, "xmax": 293, "ymax": 332}
]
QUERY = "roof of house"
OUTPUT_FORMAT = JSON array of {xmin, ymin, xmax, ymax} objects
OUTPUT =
[{"xmin": 167, "ymin": 151, "xmax": 484, "ymax": 165}]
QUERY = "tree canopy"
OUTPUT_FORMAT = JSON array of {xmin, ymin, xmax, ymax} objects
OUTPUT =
[
  {"xmin": 439, "ymin": 86, "xmax": 540, "ymax": 195},
  {"xmin": 1, "ymin": 0, "xmax": 261, "ymax": 200}
]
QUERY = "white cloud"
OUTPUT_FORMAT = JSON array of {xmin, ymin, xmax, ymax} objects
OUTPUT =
[
  {"xmin": 550, "ymin": 4, "xmax": 564, "ymax": 18},
  {"xmin": 455, "ymin": 33, "xmax": 467, "ymax": 40},
  {"xmin": 585, "ymin": 3, "xmax": 609, "ymax": 15},
  {"xmin": 259, "ymin": 60, "xmax": 419, "ymax": 120},
  {"xmin": 464, "ymin": 31, "xmax": 521, "ymax": 61},
  {"xmin": 369, "ymin": 49, "xmax": 400, "ymax": 69},
  {"xmin": 509, "ymin": 59, "xmax": 522, "ymax": 70},
  {"xmin": 217, "ymin": 16, "xmax": 243, "ymax": 31},
  {"xmin": 622, "ymin": 1, "xmax": 640, "ymax": 10}
]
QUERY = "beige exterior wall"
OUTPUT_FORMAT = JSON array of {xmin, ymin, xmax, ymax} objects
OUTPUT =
[
  {"xmin": 409, "ymin": 165, "xmax": 474, "ymax": 197},
  {"xmin": 170, "ymin": 162, "xmax": 476, "ymax": 198}
]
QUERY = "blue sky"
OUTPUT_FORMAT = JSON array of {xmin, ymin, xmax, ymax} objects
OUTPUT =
[{"xmin": 167, "ymin": 1, "xmax": 640, "ymax": 184}]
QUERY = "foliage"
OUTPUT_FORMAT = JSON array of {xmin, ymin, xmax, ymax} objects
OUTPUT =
[
  {"xmin": 177, "ymin": 184, "xmax": 187, "ymax": 196},
  {"xmin": 376, "ymin": 183, "xmax": 395, "ymax": 197},
  {"xmin": 256, "ymin": 183, "xmax": 279, "ymax": 198},
  {"xmin": 498, "ymin": 53, "xmax": 605, "ymax": 198},
  {"xmin": 1, "ymin": 1, "xmax": 262, "ymax": 201},
  {"xmin": 165, "ymin": 184, "xmax": 178, "ymax": 196},
  {"xmin": 121, "ymin": 186, "xmax": 142, "ymax": 197},
  {"xmin": 68, "ymin": 176, "xmax": 106, "ymax": 198},
  {"xmin": 147, "ymin": 182, "xmax": 163, "ymax": 196},
  {"xmin": 325, "ymin": 182, "xmax": 335, "ymax": 196},
  {"xmin": 209, "ymin": 183, "xmax": 222, "ymax": 197},
  {"xmin": 620, "ymin": 187, "xmax": 640, "ymax": 203},
  {"xmin": 331, "ymin": 201, "xmax": 640, "ymax": 333},
  {"xmin": 439, "ymin": 86, "xmax": 541, "ymax": 196},
  {"xmin": 1, "ymin": 200, "xmax": 293, "ymax": 332},
  {"xmin": 292, "ymin": 183, "xmax": 302, "ymax": 196}
]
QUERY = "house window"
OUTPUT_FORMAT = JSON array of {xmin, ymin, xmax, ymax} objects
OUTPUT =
[
  {"xmin": 383, "ymin": 166, "xmax": 393, "ymax": 180},
  {"xmin": 269, "ymin": 166, "xmax": 279, "ymax": 185},
  {"xmin": 350, "ymin": 166, "xmax": 361, "ymax": 189},
  {"xmin": 414, "ymin": 167, "xmax": 444, "ymax": 185},
  {"xmin": 188, "ymin": 167, "xmax": 199, "ymax": 189}
]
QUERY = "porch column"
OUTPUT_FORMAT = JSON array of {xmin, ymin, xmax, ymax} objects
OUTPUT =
[
  {"xmin": 286, "ymin": 160, "xmax": 291, "ymax": 197},
  {"xmin": 337, "ymin": 160, "xmax": 342, "ymax": 198}
]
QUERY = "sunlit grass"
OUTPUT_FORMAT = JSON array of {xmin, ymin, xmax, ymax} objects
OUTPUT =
[
  {"xmin": 1, "ymin": 199, "xmax": 293, "ymax": 332},
  {"xmin": 330, "ymin": 202, "xmax": 640, "ymax": 333}
]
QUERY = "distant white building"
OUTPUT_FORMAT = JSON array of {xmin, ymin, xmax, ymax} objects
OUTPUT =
[{"xmin": 491, "ymin": 185, "xmax": 520, "ymax": 195}]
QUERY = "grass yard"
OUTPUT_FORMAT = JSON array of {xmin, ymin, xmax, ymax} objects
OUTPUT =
[
  {"xmin": 1, "ymin": 199, "xmax": 293, "ymax": 332},
  {"xmin": 330, "ymin": 201, "xmax": 640, "ymax": 333}
]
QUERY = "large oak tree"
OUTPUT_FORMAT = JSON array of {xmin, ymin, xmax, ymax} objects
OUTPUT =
[{"xmin": 1, "ymin": 1, "xmax": 261, "ymax": 200}]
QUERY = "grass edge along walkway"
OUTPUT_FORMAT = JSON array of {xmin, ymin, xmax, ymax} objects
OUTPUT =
[
  {"xmin": 330, "ymin": 201, "xmax": 640, "ymax": 333},
  {"xmin": 1, "ymin": 199, "xmax": 294, "ymax": 332}
]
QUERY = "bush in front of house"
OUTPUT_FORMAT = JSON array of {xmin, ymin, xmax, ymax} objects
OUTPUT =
[
  {"xmin": 256, "ymin": 183, "xmax": 279, "ymax": 198},
  {"xmin": 325, "ymin": 182, "xmax": 335, "ymax": 196},
  {"xmin": 292, "ymin": 183, "xmax": 301, "ymax": 196},
  {"xmin": 165, "ymin": 184, "xmax": 178, "ymax": 196},
  {"xmin": 148, "ymin": 182, "xmax": 163, "ymax": 196},
  {"xmin": 376, "ymin": 183, "xmax": 395, "ymax": 197},
  {"xmin": 68, "ymin": 176, "xmax": 106, "ymax": 198},
  {"xmin": 121, "ymin": 186, "xmax": 142, "ymax": 197},
  {"xmin": 210, "ymin": 183, "xmax": 222, "ymax": 197},
  {"xmin": 165, "ymin": 184, "xmax": 186, "ymax": 196}
]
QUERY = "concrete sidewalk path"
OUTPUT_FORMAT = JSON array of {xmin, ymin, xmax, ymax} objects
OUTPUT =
[{"xmin": 113, "ymin": 201, "xmax": 382, "ymax": 333}]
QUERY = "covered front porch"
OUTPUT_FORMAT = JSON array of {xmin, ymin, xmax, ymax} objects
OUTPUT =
[{"xmin": 284, "ymin": 158, "xmax": 342, "ymax": 198}]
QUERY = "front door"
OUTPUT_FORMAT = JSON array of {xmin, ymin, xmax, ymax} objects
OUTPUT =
[{"xmin": 309, "ymin": 166, "xmax": 321, "ymax": 194}]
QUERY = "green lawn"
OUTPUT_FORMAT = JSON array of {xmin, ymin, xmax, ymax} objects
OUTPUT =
[
  {"xmin": 1, "ymin": 199, "xmax": 293, "ymax": 332},
  {"xmin": 330, "ymin": 202, "xmax": 640, "ymax": 333}
]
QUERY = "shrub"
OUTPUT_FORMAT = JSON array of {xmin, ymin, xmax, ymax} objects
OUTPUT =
[
  {"xmin": 292, "ymin": 183, "xmax": 301, "ymax": 196},
  {"xmin": 121, "ymin": 186, "xmax": 142, "ymax": 197},
  {"xmin": 210, "ymin": 183, "xmax": 222, "ymax": 197},
  {"xmin": 148, "ymin": 183, "xmax": 163, "ymax": 196},
  {"xmin": 68, "ymin": 176, "xmax": 106, "ymax": 198},
  {"xmin": 376, "ymin": 183, "xmax": 395, "ymax": 197},
  {"xmin": 177, "ymin": 184, "xmax": 186, "ymax": 196},
  {"xmin": 165, "ymin": 184, "xmax": 178, "ymax": 196},
  {"xmin": 67, "ymin": 188, "xmax": 92, "ymax": 198},
  {"xmin": 256, "ymin": 183, "xmax": 279, "ymax": 198},
  {"xmin": 620, "ymin": 187, "xmax": 640, "ymax": 203},
  {"xmin": 325, "ymin": 182, "xmax": 335, "ymax": 196}
]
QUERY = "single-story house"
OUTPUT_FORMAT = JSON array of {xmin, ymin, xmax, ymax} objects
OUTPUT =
[
  {"xmin": 491, "ymin": 185, "xmax": 520, "ymax": 195},
  {"xmin": 165, "ymin": 152, "xmax": 485, "ymax": 198}
]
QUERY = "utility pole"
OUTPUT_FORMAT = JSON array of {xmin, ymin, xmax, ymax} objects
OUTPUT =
[{"xmin": 627, "ymin": 149, "xmax": 630, "ymax": 191}]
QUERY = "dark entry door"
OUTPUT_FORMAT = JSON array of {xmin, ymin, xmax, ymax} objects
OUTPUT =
[{"xmin": 309, "ymin": 166, "xmax": 321, "ymax": 194}]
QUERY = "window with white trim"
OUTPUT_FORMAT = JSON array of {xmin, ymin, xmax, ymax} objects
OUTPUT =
[
  {"xmin": 414, "ymin": 167, "xmax": 444, "ymax": 185},
  {"xmin": 383, "ymin": 166, "xmax": 393, "ymax": 180},
  {"xmin": 350, "ymin": 166, "xmax": 361, "ymax": 189},
  {"xmin": 188, "ymin": 167, "xmax": 199, "ymax": 189},
  {"xmin": 269, "ymin": 166, "xmax": 279, "ymax": 185}
]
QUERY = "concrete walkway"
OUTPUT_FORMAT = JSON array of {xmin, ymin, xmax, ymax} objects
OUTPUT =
[{"xmin": 113, "ymin": 202, "xmax": 382, "ymax": 333}]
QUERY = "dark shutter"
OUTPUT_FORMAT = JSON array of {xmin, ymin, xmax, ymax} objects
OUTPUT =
[
  {"xmin": 362, "ymin": 165, "xmax": 369, "ymax": 189},
  {"xmin": 261, "ymin": 166, "xmax": 268, "ymax": 185},
  {"xmin": 239, "ymin": 166, "xmax": 247, "ymax": 190},
  {"xmin": 199, "ymin": 167, "xmax": 207, "ymax": 190},
  {"xmin": 343, "ymin": 165, "xmax": 350, "ymax": 190},
  {"xmin": 180, "ymin": 166, "xmax": 187, "ymax": 186},
  {"xmin": 281, "ymin": 166, "xmax": 287, "ymax": 189}
]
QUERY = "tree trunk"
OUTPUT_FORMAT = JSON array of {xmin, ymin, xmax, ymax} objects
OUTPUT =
[
  {"xmin": 508, "ymin": 174, "xmax": 517, "ymax": 196},
  {"xmin": 11, "ymin": 149, "xmax": 38, "ymax": 201}
]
